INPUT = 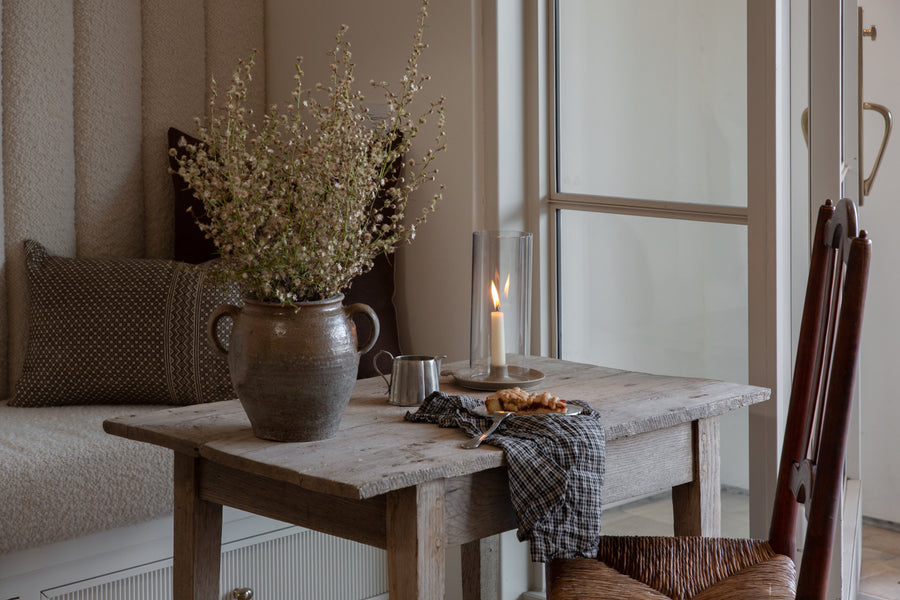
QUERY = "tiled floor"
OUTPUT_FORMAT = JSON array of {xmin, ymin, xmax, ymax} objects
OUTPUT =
[
  {"xmin": 600, "ymin": 488, "xmax": 752, "ymax": 538},
  {"xmin": 601, "ymin": 489, "xmax": 900, "ymax": 599}
]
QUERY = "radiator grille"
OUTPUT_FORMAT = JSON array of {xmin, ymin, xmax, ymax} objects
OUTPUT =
[{"xmin": 42, "ymin": 527, "xmax": 388, "ymax": 600}]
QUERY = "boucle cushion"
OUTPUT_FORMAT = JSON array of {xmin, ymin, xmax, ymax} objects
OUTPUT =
[
  {"xmin": 10, "ymin": 240, "xmax": 241, "ymax": 406},
  {"xmin": 0, "ymin": 401, "xmax": 173, "ymax": 553}
]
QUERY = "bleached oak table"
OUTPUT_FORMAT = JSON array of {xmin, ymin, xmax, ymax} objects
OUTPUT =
[{"xmin": 104, "ymin": 356, "xmax": 769, "ymax": 600}]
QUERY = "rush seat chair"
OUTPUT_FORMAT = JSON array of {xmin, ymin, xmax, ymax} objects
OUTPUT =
[{"xmin": 547, "ymin": 198, "xmax": 872, "ymax": 600}]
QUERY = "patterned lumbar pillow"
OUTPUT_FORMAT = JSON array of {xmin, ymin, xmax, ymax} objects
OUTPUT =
[{"xmin": 10, "ymin": 240, "xmax": 241, "ymax": 406}]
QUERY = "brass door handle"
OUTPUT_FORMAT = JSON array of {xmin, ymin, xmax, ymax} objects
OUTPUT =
[
  {"xmin": 862, "ymin": 102, "xmax": 892, "ymax": 196},
  {"xmin": 801, "ymin": 107, "xmax": 809, "ymax": 148},
  {"xmin": 801, "ymin": 103, "xmax": 892, "ymax": 198}
]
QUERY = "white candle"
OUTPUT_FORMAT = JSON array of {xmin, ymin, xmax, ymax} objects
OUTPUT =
[
  {"xmin": 491, "ymin": 310, "xmax": 506, "ymax": 367},
  {"xmin": 490, "ymin": 281, "xmax": 506, "ymax": 367}
]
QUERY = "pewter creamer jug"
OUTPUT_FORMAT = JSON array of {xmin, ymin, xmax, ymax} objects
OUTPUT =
[{"xmin": 373, "ymin": 351, "xmax": 443, "ymax": 406}]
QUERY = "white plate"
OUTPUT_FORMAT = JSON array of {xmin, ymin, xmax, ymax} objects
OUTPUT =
[{"xmin": 469, "ymin": 404, "xmax": 583, "ymax": 417}]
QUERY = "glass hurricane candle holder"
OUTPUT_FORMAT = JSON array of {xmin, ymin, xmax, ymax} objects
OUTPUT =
[{"xmin": 456, "ymin": 230, "xmax": 542, "ymax": 390}]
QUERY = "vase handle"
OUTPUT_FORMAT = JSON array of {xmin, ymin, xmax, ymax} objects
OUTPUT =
[
  {"xmin": 208, "ymin": 304, "xmax": 241, "ymax": 358},
  {"xmin": 345, "ymin": 302, "xmax": 380, "ymax": 355}
]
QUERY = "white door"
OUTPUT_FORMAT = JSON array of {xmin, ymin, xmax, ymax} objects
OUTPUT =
[
  {"xmin": 856, "ymin": 0, "xmax": 899, "ymax": 528},
  {"xmin": 796, "ymin": 0, "xmax": 892, "ymax": 596},
  {"xmin": 551, "ymin": 0, "xmax": 789, "ymax": 544}
]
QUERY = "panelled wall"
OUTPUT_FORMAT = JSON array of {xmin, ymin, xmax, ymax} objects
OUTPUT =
[{"xmin": 0, "ymin": 0, "xmax": 265, "ymax": 398}]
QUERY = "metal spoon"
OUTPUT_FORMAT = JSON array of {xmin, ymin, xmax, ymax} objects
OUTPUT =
[{"xmin": 460, "ymin": 411, "xmax": 514, "ymax": 449}]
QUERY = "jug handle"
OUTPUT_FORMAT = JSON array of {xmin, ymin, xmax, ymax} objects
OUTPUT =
[
  {"xmin": 208, "ymin": 304, "xmax": 241, "ymax": 358},
  {"xmin": 345, "ymin": 303, "xmax": 380, "ymax": 355},
  {"xmin": 373, "ymin": 349, "xmax": 394, "ymax": 390}
]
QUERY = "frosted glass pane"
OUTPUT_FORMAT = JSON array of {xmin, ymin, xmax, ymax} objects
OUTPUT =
[
  {"xmin": 558, "ymin": 210, "xmax": 749, "ymax": 489},
  {"xmin": 556, "ymin": 0, "xmax": 747, "ymax": 206},
  {"xmin": 558, "ymin": 211, "xmax": 748, "ymax": 384}
]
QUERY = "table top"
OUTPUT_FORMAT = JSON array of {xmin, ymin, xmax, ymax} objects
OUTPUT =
[{"xmin": 104, "ymin": 356, "xmax": 769, "ymax": 501}]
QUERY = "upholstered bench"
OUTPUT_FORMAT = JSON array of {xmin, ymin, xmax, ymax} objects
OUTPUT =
[
  {"xmin": 0, "ymin": 241, "xmax": 400, "ymax": 600},
  {"xmin": 0, "ymin": 402, "xmax": 172, "ymax": 555},
  {"xmin": 0, "ymin": 399, "xmax": 394, "ymax": 600},
  {"xmin": 0, "ymin": 243, "xmax": 236, "ymax": 598}
]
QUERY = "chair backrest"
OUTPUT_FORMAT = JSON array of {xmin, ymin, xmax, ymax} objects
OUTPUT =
[{"xmin": 768, "ymin": 199, "xmax": 871, "ymax": 598}]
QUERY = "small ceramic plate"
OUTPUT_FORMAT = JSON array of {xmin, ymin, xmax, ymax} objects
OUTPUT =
[{"xmin": 469, "ymin": 404, "xmax": 583, "ymax": 418}]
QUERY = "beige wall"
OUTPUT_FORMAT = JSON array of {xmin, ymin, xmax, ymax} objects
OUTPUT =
[
  {"xmin": 265, "ymin": 0, "xmax": 484, "ymax": 364},
  {"xmin": 264, "ymin": 5, "xmax": 538, "ymax": 597}
]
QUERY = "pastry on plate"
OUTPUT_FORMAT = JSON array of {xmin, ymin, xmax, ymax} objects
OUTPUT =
[{"xmin": 485, "ymin": 387, "xmax": 567, "ymax": 415}]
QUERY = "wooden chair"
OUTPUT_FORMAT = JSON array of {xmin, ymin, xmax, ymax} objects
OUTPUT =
[{"xmin": 547, "ymin": 198, "xmax": 872, "ymax": 600}]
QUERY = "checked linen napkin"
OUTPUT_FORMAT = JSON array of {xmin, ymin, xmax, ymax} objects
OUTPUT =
[{"xmin": 405, "ymin": 391, "xmax": 605, "ymax": 562}]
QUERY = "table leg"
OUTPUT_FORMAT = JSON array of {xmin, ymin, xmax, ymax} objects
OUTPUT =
[
  {"xmin": 461, "ymin": 535, "xmax": 500, "ymax": 600},
  {"xmin": 386, "ymin": 479, "xmax": 446, "ymax": 599},
  {"xmin": 173, "ymin": 454, "xmax": 223, "ymax": 600},
  {"xmin": 672, "ymin": 416, "xmax": 721, "ymax": 537}
]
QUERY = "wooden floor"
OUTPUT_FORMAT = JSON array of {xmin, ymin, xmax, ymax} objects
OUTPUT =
[
  {"xmin": 860, "ymin": 522, "xmax": 900, "ymax": 600},
  {"xmin": 601, "ymin": 489, "xmax": 900, "ymax": 600}
]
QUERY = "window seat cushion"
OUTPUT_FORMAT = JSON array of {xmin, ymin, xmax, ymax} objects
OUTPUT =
[{"xmin": 0, "ymin": 401, "xmax": 173, "ymax": 554}]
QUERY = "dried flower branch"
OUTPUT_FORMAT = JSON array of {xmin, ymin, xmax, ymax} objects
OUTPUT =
[{"xmin": 172, "ymin": 0, "xmax": 446, "ymax": 304}]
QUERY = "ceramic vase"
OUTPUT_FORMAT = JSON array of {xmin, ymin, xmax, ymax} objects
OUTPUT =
[{"xmin": 208, "ymin": 294, "xmax": 379, "ymax": 442}]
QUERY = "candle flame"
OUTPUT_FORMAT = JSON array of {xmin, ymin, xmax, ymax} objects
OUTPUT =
[
  {"xmin": 504, "ymin": 273, "xmax": 510, "ymax": 297},
  {"xmin": 490, "ymin": 280, "xmax": 501, "ymax": 310}
]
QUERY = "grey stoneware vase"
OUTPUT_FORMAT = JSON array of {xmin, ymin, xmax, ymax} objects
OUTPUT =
[{"xmin": 208, "ymin": 294, "xmax": 379, "ymax": 442}]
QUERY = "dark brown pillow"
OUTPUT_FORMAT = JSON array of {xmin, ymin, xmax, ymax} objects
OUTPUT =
[
  {"xmin": 168, "ymin": 127, "xmax": 218, "ymax": 264},
  {"xmin": 346, "ymin": 251, "xmax": 401, "ymax": 378},
  {"xmin": 10, "ymin": 240, "xmax": 241, "ymax": 406},
  {"xmin": 167, "ymin": 127, "xmax": 401, "ymax": 379}
]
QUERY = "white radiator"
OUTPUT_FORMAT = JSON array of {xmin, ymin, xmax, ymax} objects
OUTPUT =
[{"xmin": 42, "ymin": 527, "xmax": 389, "ymax": 600}]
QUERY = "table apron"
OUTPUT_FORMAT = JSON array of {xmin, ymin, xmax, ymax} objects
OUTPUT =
[
  {"xmin": 443, "ymin": 421, "xmax": 696, "ymax": 545},
  {"xmin": 603, "ymin": 422, "xmax": 695, "ymax": 504},
  {"xmin": 196, "ymin": 420, "xmax": 696, "ymax": 551},
  {"xmin": 197, "ymin": 458, "xmax": 519, "ymax": 550},
  {"xmin": 445, "ymin": 468, "xmax": 517, "ymax": 546},
  {"xmin": 198, "ymin": 460, "xmax": 389, "ymax": 549}
]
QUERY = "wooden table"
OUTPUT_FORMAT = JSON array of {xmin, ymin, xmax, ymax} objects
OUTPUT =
[{"xmin": 104, "ymin": 356, "xmax": 769, "ymax": 600}]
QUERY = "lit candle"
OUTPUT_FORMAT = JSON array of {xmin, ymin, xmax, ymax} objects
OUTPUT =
[{"xmin": 490, "ymin": 280, "xmax": 506, "ymax": 367}]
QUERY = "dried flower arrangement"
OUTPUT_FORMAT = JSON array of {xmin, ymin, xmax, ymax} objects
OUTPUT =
[{"xmin": 172, "ymin": 0, "xmax": 445, "ymax": 305}]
